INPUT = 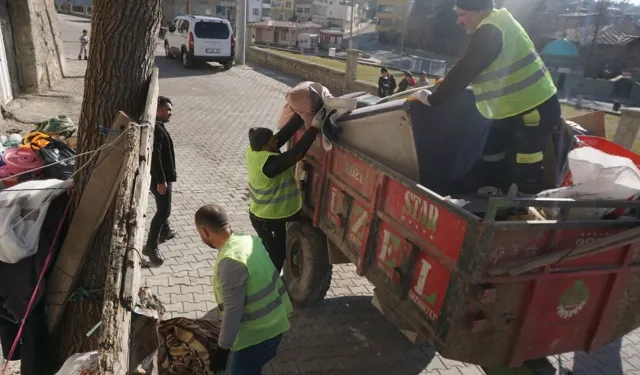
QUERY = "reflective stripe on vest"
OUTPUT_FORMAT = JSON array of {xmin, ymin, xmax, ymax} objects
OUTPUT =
[
  {"xmin": 246, "ymin": 147, "xmax": 302, "ymax": 219},
  {"xmin": 471, "ymin": 9, "xmax": 557, "ymax": 120},
  {"xmin": 213, "ymin": 233, "xmax": 292, "ymax": 351}
]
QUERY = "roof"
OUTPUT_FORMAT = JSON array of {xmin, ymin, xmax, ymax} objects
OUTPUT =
[
  {"xmin": 253, "ymin": 20, "xmax": 322, "ymax": 28},
  {"xmin": 550, "ymin": 24, "xmax": 640, "ymax": 46}
]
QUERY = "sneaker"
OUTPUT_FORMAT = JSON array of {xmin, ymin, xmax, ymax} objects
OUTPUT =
[
  {"xmin": 142, "ymin": 245, "xmax": 164, "ymax": 266},
  {"xmin": 84, "ymin": 56, "xmax": 88, "ymax": 61},
  {"xmin": 159, "ymin": 229, "xmax": 177, "ymax": 244},
  {"xmin": 78, "ymin": 55, "xmax": 81, "ymax": 60}
]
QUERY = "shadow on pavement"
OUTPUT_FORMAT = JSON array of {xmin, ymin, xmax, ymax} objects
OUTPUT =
[
  {"xmin": 569, "ymin": 339, "xmax": 623, "ymax": 375},
  {"xmin": 156, "ymin": 56, "xmax": 225, "ymax": 79},
  {"xmin": 68, "ymin": 19, "xmax": 91, "ymax": 23},
  {"xmin": 202, "ymin": 295, "xmax": 436, "ymax": 375},
  {"xmin": 248, "ymin": 63, "xmax": 300, "ymax": 88}
]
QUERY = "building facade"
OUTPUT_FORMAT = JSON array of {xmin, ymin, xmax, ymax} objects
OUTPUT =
[
  {"xmin": 375, "ymin": 0, "xmax": 411, "ymax": 42},
  {"xmin": 312, "ymin": 0, "xmax": 363, "ymax": 31},
  {"xmin": 251, "ymin": 20, "xmax": 322, "ymax": 47},
  {"xmin": 295, "ymin": 0, "xmax": 313, "ymax": 22},
  {"xmin": 270, "ymin": 0, "xmax": 295, "ymax": 21}
]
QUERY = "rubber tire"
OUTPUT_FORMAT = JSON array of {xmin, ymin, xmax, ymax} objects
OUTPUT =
[
  {"xmin": 222, "ymin": 61, "xmax": 233, "ymax": 71},
  {"xmin": 284, "ymin": 221, "xmax": 332, "ymax": 307},
  {"xmin": 181, "ymin": 49, "xmax": 193, "ymax": 69},
  {"xmin": 164, "ymin": 42, "xmax": 173, "ymax": 59}
]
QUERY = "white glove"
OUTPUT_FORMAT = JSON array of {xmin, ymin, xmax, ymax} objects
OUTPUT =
[
  {"xmin": 311, "ymin": 107, "xmax": 327, "ymax": 129},
  {"xmin": 406, "ymin": 89, "xmax": 433, "ymax": 106}
]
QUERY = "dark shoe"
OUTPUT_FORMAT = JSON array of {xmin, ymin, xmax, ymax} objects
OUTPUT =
[
  {"xmin": 142, "ymin": 245, "xmax": 164, "ymax": 266},
  {"xmin": 84, "ymin": 56, "xmax": 88, "ymax": 61},
  {"xmin": 159, "ymin": 229, "xmax": 177, "ymax": 244},
  {"xmin": 78, "ymin": 55, "xmax": 81, "ymax": 60}
]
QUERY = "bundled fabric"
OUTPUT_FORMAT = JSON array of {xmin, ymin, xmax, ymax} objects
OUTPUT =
[
  {"xmin": 33, "ymin": 115, "xmax": 77, "ymax": 138},
  {"xmin": 278, "ymin": 81, "xmax": 332, "ymax": 130},
  {"xmin": 158, "ymin": 317, "xmax": 223, "ymax": 375},
  {"xmin": 0, "ymin": 179, "xmax": 72, "ymax": 264}
]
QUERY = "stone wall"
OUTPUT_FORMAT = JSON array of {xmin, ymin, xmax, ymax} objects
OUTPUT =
[
  {"xmin": 247, "ymin": 46, "xmax": 348, "ymax": 95},
  {"xmin": 7, "ymin": 0, "xmax": 65, "ymax": 94}
]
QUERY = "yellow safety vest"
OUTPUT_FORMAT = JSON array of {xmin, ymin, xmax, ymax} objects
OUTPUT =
[
  {"xmin": 472, "ymin": 8, "xmax": 557, "ymax": 120},
  {"xmin": 213, "ymin": 233, "xmax": 292, "ymax": 351},
  {"xmin": 246, "ymin": 147, "xmax": 302, "ymax": 220}
]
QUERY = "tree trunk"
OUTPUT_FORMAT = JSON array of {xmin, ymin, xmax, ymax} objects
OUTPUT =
[{"xmin": 53, "ymin": 0, "xmax": 161, "ymax": 365}]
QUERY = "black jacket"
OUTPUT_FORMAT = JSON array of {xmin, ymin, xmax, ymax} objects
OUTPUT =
[
  {"xmin": 378, "ymin": 75, "xmax": 397, "ymax": 97},
  {"xmin": 151, "ymin": 121, "xmax": 177, "ymax": 184}
]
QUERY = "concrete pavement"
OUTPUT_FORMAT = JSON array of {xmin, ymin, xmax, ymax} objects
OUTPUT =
[{"xmin": 7, "ymin": 12, "xmax": 636, "ymax": 375}]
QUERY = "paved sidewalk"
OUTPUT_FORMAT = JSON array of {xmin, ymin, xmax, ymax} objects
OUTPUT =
[{"xmin": 1, "ymin": 12, "xmax": 637, "ymax": 375}]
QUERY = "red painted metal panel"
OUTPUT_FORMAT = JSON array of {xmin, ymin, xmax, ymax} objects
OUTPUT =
[
  {"xmin": 329, "ymin": 147, "xmax": 380, "ymax": 203},
  {"xmin": 380, "ymin": 179, "xmax": 468, "ymax": 262},
  {"xmin": 374, "ymin": 221, "xmax": 412, "ymax": 284},
  {"xmin": 408, "ymin": 251, "xmax": 452, "ymax": 322},
  {"xmin": 346, "ymin": 200, "xmax": 373, "ymax": 271}
]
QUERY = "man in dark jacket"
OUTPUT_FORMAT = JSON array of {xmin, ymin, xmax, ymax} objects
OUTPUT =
[
  {"xmin": 377, "ymin": 67, "xmax": 396, "ymax": 97},
  {"xmin": 143, "ymin": 96, "xmax": 177, "ymax": 266}
]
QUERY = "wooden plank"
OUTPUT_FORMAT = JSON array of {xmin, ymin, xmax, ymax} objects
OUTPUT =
[
  {"xmin": 98, "ymin": 68, "xmax": 159, "ymax": 373},
  {"xmin": 46, "ymin": 111, "xmax": 133, "ymax": 332},
  {"xmin": 96, "ymin": 124, "xmax": 141, "ymax": 374}
]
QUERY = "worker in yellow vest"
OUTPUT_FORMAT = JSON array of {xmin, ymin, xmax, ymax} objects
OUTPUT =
[
  {"xmin": 421, "ymin": 0, "xmax": 560, "ymax": 194},
  {"xmin": 195, "ymin": 204, "xmax": 293, "ymax": 374},
  {"xmin": 246, "ymin": 105, "xmax": 326, "ymax": 272}
]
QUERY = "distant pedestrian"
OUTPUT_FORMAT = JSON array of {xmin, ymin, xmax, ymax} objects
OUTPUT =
[
  {"xmin": 416, "ymin": 71, "xmax": 430, "ymax": 87},
  {"xmin": 398, "ymin": 71, "xmax": 416, "ymax": 92},
  {"xmin": 143, "ymin": 96, "xmax": 177, "ymax": 266},
  {"xmin": 78, "ymin": 29, "xmax": 89, "ymax": 61},
  {"xmin": 378, "ymin": 67, "xmax": 396, "ymax": 97}
]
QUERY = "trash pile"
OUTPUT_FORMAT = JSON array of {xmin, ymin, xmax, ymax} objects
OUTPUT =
[{"xmin": 0, "ymin": 116, "xmax": 77, "ymax": 188}]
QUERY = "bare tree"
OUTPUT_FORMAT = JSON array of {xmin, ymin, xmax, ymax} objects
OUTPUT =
[{"xmin": 52, "ymin": 0, "xmax": 162, "ymax": 364}]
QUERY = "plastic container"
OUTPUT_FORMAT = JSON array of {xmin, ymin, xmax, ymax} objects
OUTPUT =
[{"xmin": 2, "ymin": 147, "xmax": 43, "ymax": 175}]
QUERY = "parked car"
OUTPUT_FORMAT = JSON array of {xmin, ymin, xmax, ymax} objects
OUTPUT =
[{"xmin": 164, "ymin": 15, "xmax": 235, "ymax": 70}]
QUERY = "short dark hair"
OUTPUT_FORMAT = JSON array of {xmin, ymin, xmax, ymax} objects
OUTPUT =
[
  {"xmin": 82, "ymin": 29, "xmax": 87, "ymax": 33},
  {"xmin": 248, "ymin": 127, "xmax": 273, "ymax": 151},
  {"xmin": 381, "ymin": 67, "xmax": 388, "ymax": 73},
  {"xmin": 195, "ymin": 204, "xmax": 230, "ymax": 231},
  {"xmin": 158, "ymin": 96, "xmax": 172, "ymax": 109}
]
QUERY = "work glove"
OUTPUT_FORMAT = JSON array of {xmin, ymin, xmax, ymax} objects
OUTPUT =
[
  {"xmin": 210, "ymin": 347, "xmax": 230, "ymax": 373},
  {"xmin": 311, "ymin": 107, "xmax": 327, "ymax": 129},
  {"xmin": 406, "ymin": 89, "xmax": 433, "ymax": 106}
]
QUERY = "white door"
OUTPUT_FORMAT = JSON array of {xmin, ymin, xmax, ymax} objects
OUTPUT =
[{"xmin": 0, "ymin": 26, "xmax": 12, "ymax": 104}]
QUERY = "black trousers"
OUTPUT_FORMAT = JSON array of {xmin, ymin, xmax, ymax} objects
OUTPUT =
[
  {"xmin": 481, "ymin": 94, "xmax": 561, "ymax": 194},
  {"xmin": 146, "ymin": 182, "xmax": 173, "ymax": 248},
  {"xmin": 250, "ymin": 216, "xmax": 287, "ymax": 273}
]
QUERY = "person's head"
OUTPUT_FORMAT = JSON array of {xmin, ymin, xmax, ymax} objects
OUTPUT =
[
  {"xmin": 381, "ymin": 67, "xmax": 389, "ymax": 77},
  {"xmin": 249, "ymin": 127, "xmax": 276, "ymax": 152},
  {"xmin": 455, "ymin": 0, "xmax": 494, "ymax": 33},
  {"xmin": 195, "ymin": 204, "xmax": 233, "ymax": 249},
  {"xmin": 156, "ymin": 96, "xmax": 173, "ymax": 123},
  {"xmin": 419, "ymin": 71, "xmax": 427, "ymax": 81},
  {"xmin": 405, "ymin": 71, "xmax": 412, "ymax": 79},
  {"xmin": 82, "ymin": 29, "xmax": 88, "ymax": 35}
]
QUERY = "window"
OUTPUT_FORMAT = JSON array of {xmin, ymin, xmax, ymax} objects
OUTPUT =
[
  {"xmin": 178, "ymin": 20, "xmax": 190, "ymax": 33},
  {"xmin": 285, "ymin": 1, "xmax": 291, "ymax": 8},
  {"xmin": 378, "ymin": 18, "xmax": 393, "ymax": 26},
  {"xmin": 191, "ymin": 8, "xmax": 199, "ymax": 15},
  {"xmin": 278, "ymin": 14, "xmax": 284, "ymax": 20},
  {"xmin": 193, "ymin": 21, "xmax": 231, "ymax": 39},
  {"xmin": 296, "ymin": 7, "xmax": 303, "ymax": 13},
  {"xmin": 376, "ymin": 5, "xmax": 394, "ymax": 13},
  {"xmin": 304, "ymin": 7, "xmax": 310, "ymax": 13},
  {"xmin": 253, "ymin": 8, "xmax": 260, "ymax": 15}
]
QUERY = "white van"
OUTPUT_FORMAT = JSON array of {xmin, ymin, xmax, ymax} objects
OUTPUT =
[{"xmin": 164, "ymin": 16, "xmax": 235, "ymax": 70}]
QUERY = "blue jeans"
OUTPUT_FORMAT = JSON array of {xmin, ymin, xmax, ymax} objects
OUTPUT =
[{"xmin": 228, "ymin": 334, "xmax": 283, "ymax": 375}]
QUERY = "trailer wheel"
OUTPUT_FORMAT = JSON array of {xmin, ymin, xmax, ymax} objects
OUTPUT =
[{"xmin": 284, "ymin": 221, "xmax": 332, "ymax": 307}]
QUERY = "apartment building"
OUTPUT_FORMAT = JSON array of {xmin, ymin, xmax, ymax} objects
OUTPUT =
[
  {"xmin": 270, "ymin": 0, "xmax": 295, "ymax": 21},
  {"xmin": 312, "ymin": 0, "xmax": 363, "ymax": 31},
  {"xmin": 375, "ymin": 0, "xmax": 412, "ymax": 40},
  {"xmin": 295, "ymin": 0, "xmax": 314, "ymax": 22},
  {"xmin": 161, "ymin": 0, "xmax": 261, "ymax": 25}
]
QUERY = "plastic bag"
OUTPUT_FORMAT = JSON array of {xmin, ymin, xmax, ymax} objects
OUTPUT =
[
  {"xmin": 54, "ymin": 351, "xmax": 98, "ymax": 375},
  {"xmin": 34, "ymin": 137, "xmax": 76, "ymax": 180},
  {"xmin": 537, "ymin": 147, "xmax": 640, "ymax": 219}
]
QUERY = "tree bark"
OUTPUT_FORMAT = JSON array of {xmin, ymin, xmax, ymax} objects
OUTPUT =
[{"xmin": 53, "ymin": 0, "xmax": 162, "ymax": 365}]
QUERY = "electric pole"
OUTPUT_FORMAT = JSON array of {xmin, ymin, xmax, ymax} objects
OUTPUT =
[
  {"xmin": 236, "ymin": 0, "xmax": 247, "ymax": 64},
  {"xmin": 349, "ymin": 1, "xmax": 355, "ymax": 49}
]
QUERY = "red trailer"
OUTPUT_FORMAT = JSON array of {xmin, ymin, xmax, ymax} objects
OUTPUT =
[{"xmin": 283, "ymin": 90, "xmax": 640, "ymax": 374}]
